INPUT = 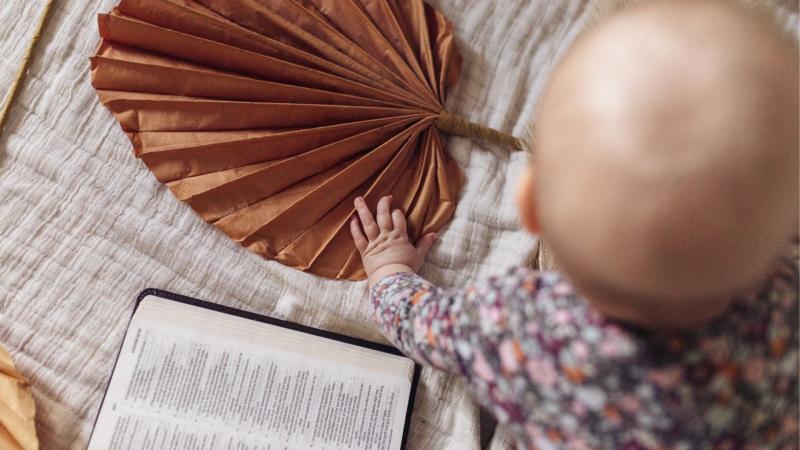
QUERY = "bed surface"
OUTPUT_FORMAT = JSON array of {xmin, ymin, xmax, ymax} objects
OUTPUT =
[{"xmin": 0, "ymin": 1, "xmax": 795, "ymax": 448}]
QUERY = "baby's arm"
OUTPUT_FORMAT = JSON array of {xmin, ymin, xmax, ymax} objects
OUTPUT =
[
  {"xmin": 350, "ymin": 198, "xmax": 655, "ymax": 440},
  {"xmin": 368, "ymin": 268, "xmax": 539, "ymax": 376},
  {"xmin": 349, "ymin": 195, "xmax": 541, "ymax": 376}
]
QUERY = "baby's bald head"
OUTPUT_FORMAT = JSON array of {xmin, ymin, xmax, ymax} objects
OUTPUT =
[{"xmin": 527, "ymin": 0, "xmax": 798, "ymax": 327}]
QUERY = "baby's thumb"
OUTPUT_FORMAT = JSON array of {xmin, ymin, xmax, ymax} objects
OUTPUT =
[{"xmin": 415, "ymin": 233, "xmax": 437, "ymax": 260}]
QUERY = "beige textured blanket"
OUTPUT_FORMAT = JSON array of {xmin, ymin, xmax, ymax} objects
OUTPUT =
[{"xmin": 0, "ymin": 1, "xmax": 795, "ymax": 448}]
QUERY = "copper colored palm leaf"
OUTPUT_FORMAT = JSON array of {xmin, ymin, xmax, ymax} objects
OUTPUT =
[{"xmin": 91, "ymin": 0, "xmax": 464, "ymax": 280}]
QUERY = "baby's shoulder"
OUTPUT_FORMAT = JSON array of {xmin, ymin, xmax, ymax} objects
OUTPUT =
[
  {"xmin": 477, "ymin": 266, "xmax": 584, "ymax": 315},
  {"xmin": 496, "ymin": 267, "xmax": 634, "ymax": 357},
  {"xmin": 493, "ymin": 266, "xmax": 579, "ymax": 299},
  {"xmin": 720, "ymin": 254, "xmax": 798, "ymax": 337},
  {"xmin": 492, "ymin": 267, "xmax": 594, "ymax": 323}
]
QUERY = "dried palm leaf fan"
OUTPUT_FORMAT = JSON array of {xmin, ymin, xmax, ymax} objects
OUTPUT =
[{"xmin": 91, "ymin": 0, "xmax": 524, "ymax": 280}]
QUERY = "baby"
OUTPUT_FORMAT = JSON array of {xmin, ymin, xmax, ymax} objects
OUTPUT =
[{"xmin": 350, "ymin": 0, "xmax": 798, "ymax": 448}]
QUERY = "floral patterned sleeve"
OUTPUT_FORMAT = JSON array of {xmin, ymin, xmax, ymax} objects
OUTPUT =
[
  {"xmin": 369, "ymin": 267, "xmax": 567, "ymax": 388},
  {"xmin": 368, "ymin": 262, "xmax": 799, "ymax": 449}
]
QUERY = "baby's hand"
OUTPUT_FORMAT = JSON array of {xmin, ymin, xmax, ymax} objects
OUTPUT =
[{"xmin": 350, "ymin": 195, "xmax": 437, "ymax": 288}]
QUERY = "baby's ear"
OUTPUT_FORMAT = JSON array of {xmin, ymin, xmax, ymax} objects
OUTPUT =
[{"xmin": 516, "ymin": 165, "xmax": 542, "ymax": 234}]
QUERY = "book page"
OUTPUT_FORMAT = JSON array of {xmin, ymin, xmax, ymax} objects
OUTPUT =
[{"xmin": 88, "ymin": 295, "xmax": 414, "ymax": 450}]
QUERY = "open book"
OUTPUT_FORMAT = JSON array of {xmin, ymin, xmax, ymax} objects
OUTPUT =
[{"xmin": 88, "ymin": 289, "xmax": 418, "ymax": 450}]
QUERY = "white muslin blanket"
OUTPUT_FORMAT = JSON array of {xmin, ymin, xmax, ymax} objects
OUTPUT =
[{"xmin": 0, "ymin": 0, "xmax": 795, "ymax": 448}]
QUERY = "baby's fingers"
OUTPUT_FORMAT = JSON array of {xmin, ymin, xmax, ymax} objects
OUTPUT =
[
  {"xmin": 391, "ymin": 209, "xmax": 407, "ymax": 234},
  {"xmin": 415, "ymin": 232, "xmax": 437, "ymax": 263},
  {"xmin": 350, "ymin": 216, "xmax": 368, "ymax": 253},
  {"xmin": 376, "ymin": 195, "xmax": 393, "ymax": 232},
  {"xmin": 354, "ymin": 196, "xmax": 379, "ymax": 240}
]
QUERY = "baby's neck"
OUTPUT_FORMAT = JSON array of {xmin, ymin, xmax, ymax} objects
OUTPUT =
[
  {"xmin": 581, "ymin": 287, "xmax": 735, "ymax": 331},
  {"xmin": 562, "ymin": 252, "xmax": 792, "ymax": 330}
]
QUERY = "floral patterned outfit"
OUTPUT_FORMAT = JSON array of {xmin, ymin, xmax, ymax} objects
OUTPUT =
[{"xmin": 370, "ymin": 256, "xmax": 799, "ymax": 449}]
